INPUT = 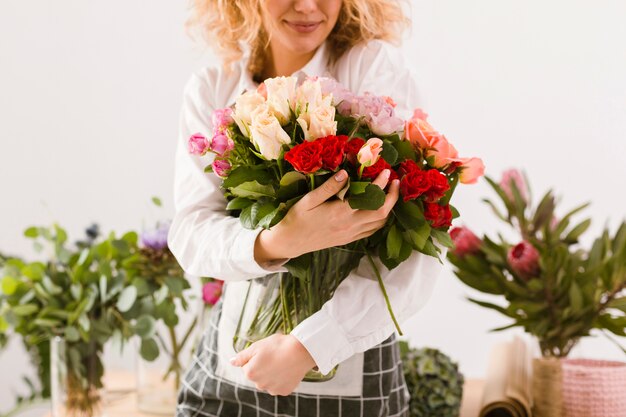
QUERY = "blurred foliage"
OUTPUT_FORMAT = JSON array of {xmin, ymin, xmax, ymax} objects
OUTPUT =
[
  {"xmin": 448, "ymin": 172, "xmax": 626, "ymax": 357},
  {"xmin": 399, "ymin": 341, "xmax": 464, "ymax": 417}
]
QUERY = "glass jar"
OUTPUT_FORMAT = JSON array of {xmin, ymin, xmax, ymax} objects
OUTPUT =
[
  {"xmin": 233, "ymin": 244, "xmax": 364, "ymax": 382},
  {"xmin": 51, "ymin": 336, "xmax": 105, "ymax": 417}
]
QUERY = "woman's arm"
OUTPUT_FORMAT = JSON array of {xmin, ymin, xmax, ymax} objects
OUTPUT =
[{"xmin": 167, "ymin": 71, "xmax": 289, "ymax": 280}]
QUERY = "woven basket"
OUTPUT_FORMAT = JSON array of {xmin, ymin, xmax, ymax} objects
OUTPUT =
[
  {"xmin": 532, "ymin": 357, "xmax": 563, "ymax": 417},
  {"xmin": 561, "ymin": 358, "xmax": 626, "ymax": 417}
]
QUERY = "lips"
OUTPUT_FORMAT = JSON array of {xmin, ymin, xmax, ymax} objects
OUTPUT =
[{"xmin": 285, "ymin": 21, "xmax": 322, "ymax": 33}]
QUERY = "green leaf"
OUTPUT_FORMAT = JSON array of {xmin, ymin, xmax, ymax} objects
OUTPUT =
[
  {"xmin": 42, "ymin": 276, "xmax": 62, "ymax": 295},
  {"xmin": 239, "ymin": 204, "xmax": 256, "ymax": 229},
  {"xmin": 132, "ymin": 277, "xmax": 151, "ymax": 297},
  {"xmin": 569, "ymin": 282, "xmax": 583, "ymax": 311},
  {"xmin": 164, "ymin": 277, "xmax": 185, "ymax": 296},
  {"xmin": 1, "ymin": 276, "xmax": 18, "ymax": 295},
  {"xmin": 279, "ymin": 171, "xmax": 306, "ymax": 186},
  {"xmin": 349, "ymin": 181, "xmax": 370, "ymax": 195},
  {"xmin": 33, "ymin": 318, "xmax": 61, "ymax": 328},
  {"xmin": 421, "ymin": 238, "xmax": 442, "ymax": 262},
  {"xmin": 381, "ymin": 140, "xmax": 399, "ymax": 165},
  {"xmin": 229, "ymin": 181, "xmax": 275, "ymax": 199},
  {"xmin": 134, "ymin": 315, "xmax": 156, "ymax": 339},
  {"xmin": 393, "ymin": 140, "xmax": 416, "ymax": 161},
  {"xmin": 393, "ymin": 200, "xmax": 426, "ymax": 230},
  {"xmin": 431, "ymin": 229, "xmax": 453, "ymax": 248},
  {"xmin": 226, "ymin": 197, "xmax": 254, "ymax": 211},
  {"xmin": 151, "ymin": 196, "xmax": 162, "ymax": 207},
  {"xmin": 12, "ymin": 304, "xmax": 39, "ymax": 316},
  {"xmin": 564, "ymin": 218, "xmax": 591, "ymax": 243},
  {"xmin": 608, "ymin": 297, "xmax": 626, "ymax": 314},
  {"xmin": 467, "ymin": 298, "xmax": 516, "ymax": 318},
  {"xmin": 116, "ymin": 286, "xmax": 137, "ymax": 313},
  {"xmin": 223, "ymin": 166, "xmax": 273, "ymax": 188},
  {"xmin": 348, "ymin": 184, "xmax": 386, "ymax": 210},
  {"xmin": 24, "ymin": 227, "xmax": 39, "ymax": 238},
  {"xmin": 403, "ymin": 222, "xmax": 431, "ymax": 251},
  {"xmin": 153, "ymin": 285, "xmax": 168, "ymax": 305},
  {"xmin": 21, "ymin": 263, "xmax": 45, "ymax": 281},
  {"xmin": 65, "ymin": 326, "xmax": 81, "ymax": 342},
  {"xmin": 386, "ymin": 225, "xmax": 403, "ymax": 259},
  {"xmin": 140, "ymin": 338, "xmax": 160, "ymax": 361}
]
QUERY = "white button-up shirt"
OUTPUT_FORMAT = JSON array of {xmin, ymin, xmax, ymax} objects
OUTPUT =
[{"xmin": 167, "ymin": 39, "xmax": 447, "ymax": 380}]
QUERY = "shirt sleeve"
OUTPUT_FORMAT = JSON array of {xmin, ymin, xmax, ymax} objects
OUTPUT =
[
  {"xmin": 167, "ymin": 71, "xmax": 289, "ymax": 281},
  {"xmin": 290, "ymin": 40, "xmax": 446, "ymax": 375}
]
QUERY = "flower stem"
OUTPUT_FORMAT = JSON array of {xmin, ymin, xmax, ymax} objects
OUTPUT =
[{"xmin": 361, "ymin": 243, "xmax": 403, "ymax": 335}]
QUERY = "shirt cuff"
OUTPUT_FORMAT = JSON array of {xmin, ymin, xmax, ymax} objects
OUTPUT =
[
  {"xmin": 289, "ymin": 308, "xmax": 353, "ymax": 376},
  {"xmin": 230, "ymin": 227, "xmax": 289, "ymax": 277}
]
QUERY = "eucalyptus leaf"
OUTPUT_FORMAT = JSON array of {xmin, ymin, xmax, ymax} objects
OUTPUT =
[
  {"xmin": 116, "ymin": 286, "xmax": 137, "ymax": 313},
  {"xmin": 140, "ymin": 338, "xmax": 160, "ymax": 361}
]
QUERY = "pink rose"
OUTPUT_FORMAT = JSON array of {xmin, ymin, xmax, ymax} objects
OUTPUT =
[
  {"xmin": 210, "ymin": 132, "xmax": 235, "ymax": 155},
  {"xmin": 457, "ymin": 157, "xmax": 485, "ymax": 184},
  {"xmin": 404, "ymin": 109, "xmax": 441, "ymax": 149},
  {"xmin": 212, "ymin": 159, "xmax": 231, "ymax": 177},
  {"xmin": 211, "ymin": 108, "xmax": 234, "ymax": 133},
  {"xmin": 449, "ymin": 226, "xmax": 482, "ymax": 257},
  {"xmin": 188, "ymin": 133, "xmax": 210, "ymax": 155},
  {"xmin": 357, "ymin": 138, "xmax": 384, "ymax": 168},
  {"xmin": 507, "ymin": 241, "xmax": 540, "ymax": 280},
  {"xmin": 429, "ymin": 135, "xmax": 459, "ymax": 168},
  {"xmin": 499, "ymin": 169, "xmax": 528, "ymax": 203},
  {"xmin": 202, "ymin": 280, "xmax": 224, "ymax": 306}
]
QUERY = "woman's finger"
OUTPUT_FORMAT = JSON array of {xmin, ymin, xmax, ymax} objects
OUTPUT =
[{"xmin": 370, "ymin": 169, "xmax": 390, "ymax": 190}]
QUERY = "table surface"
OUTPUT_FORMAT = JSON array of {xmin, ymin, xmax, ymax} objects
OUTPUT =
[{"xmin": 45, "ymin": 374, "xmax": 485, "ymax": 417}]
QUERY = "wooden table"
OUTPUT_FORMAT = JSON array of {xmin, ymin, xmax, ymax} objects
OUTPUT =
[{"xmin": 45, "ymin": 377, "xmax": 485, "ymax": 417}]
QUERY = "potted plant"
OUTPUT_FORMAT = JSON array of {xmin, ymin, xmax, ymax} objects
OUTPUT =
[
  {"xmin": 0, "ymin": 223, "xmax": 141, "ymax": 417},
  {"xmin": 447, "ymin": 169, "xmax": 626, "ymax": 416}
]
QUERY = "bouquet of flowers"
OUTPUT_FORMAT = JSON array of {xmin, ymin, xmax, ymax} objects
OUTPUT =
[{"xmin": 189, "ymin": 76, "xmax": 484, "ymax": 365}]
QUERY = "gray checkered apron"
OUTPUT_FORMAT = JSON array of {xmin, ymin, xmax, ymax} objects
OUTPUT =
[{"xmin": 176, "ymin": 297, "xmax": 410, "ymax": 417}]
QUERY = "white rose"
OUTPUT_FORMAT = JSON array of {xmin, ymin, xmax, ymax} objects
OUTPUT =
[
  {"xmin": 249, "ymin": 104, "xmax": 292, "ymax": 160},
  {"xmin": 234, "ymin": 91, "xmax": 265, "ymax": 137},
  {"xmin": 294, "ymin": 78, "xmax": 325, "ymax": 115},
  {"xmin": 265, "ymin": 76, "xmax": 297, "ymax": 125},
  {"xmin": 297, "ymin": 102, "xmax": 337, "ymax": 141}
]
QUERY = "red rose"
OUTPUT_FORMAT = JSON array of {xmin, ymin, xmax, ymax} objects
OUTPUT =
[
  {"xmin": 398, "ymin": 159, "xmax": 421, "ymax": 177},
  {"xmin": 400, "ymin": 169, "xmax": 431, "ymax": 202},
  {"xmin": 422, "ymin": 169, "xmax": 450, "ymax": 203},
  {"xmin": 424, "ymin": 202, "xmax": 452, "ymax": 228},
  {"xmin": 284, "ymin": 141, "xmax": 323, "ymax": 174},
  {"xmin": 345, "ymin": 138, "xmax": 366, "ymax": 156},
  {"xmin": 318, "ymin": 135, "xmax": 348, "ymax": 170},
  {"xmin": 362, "ymin": 158, "xmax": 390, "ymax": 179}
]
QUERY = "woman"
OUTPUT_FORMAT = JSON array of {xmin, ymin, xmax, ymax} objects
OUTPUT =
[{"xmin": 168, "ymin": 0, "xmax": 447, "ymax": 415}]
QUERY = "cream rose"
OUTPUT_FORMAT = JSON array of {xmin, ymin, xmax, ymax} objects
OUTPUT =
[
  {"xmin": 265, "ymin": 76, "xmax": 297, "ymax": 125},
  {"xmin": 234, "ymin": 91, "xmax": 265, "ymax": 138},
  {"xmin": 249, "ymin": 104, "xmax": 292, "ymax": 160},
  {"xmin": 294, "ymin": 78, "xmax": 331, "ymax": 115},
  {"xmin": 297, "ymin": 101, "xmax": 337, "ymax": 141}
]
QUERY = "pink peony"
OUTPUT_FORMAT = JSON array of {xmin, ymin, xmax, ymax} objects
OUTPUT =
[
  {"xmin": 507, "ymin": 241, "xmax": 540, "ymax": 280},
  {"xmin": 499, "ymin": 169, "xmax": 528, "ymax": 203},
  {"xmin": 210, "ymin": 132, "xmax": 235, "ymax": 155},
  {"xmin": 211, "ymin": 108, "xmax": 234, "ymax": 133},
  {"xmin": 350, "ymin": 93, "xmax": 404, "ymax": 136},
  {"xmin": 357, "ymin": 138, "xmax": 384, "ymax": 168},
  {"xmin": 202, "ymin": 280, "xmax": 224, "ymax": 306},
  {"xmin": 188, "ymin": 133, "xmax": 210, "ymax": 155},
  {"xmin": 449, "ymin": 226, "xmax": 482, "ymax": 257},
  {"xmin": 212, "ymin": 159, "xmax": 231, "ymax": 177}
]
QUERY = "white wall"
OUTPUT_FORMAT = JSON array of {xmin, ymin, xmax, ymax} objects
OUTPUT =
[{"xmin": 1, "ymin": 0, "xmax": 625, "ymax": 411}]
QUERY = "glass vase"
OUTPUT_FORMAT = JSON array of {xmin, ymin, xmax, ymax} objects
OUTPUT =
[
  {"xmin": 51, "ymin": 336, "xmax": 105, "ymax": 417},
  {"xmin": 233, "ymin": 244, "xmax": 364, "ymax": 382}
]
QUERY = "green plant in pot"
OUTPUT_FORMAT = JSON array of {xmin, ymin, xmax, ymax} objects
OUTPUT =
[
  {"xmin": 0, "ymin": 223, "xmax": 140, "ymax": 417},
  {"xmin": 399, "ymin": 341, "xmax": 464, "ymax": 417},
  {"xmin": 447, "ymin": 169, "xmax": 626, "ymax": 357}
]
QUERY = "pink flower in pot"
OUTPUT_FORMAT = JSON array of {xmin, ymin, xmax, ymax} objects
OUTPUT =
[
  {"xmin": 507, "ymin": 241, "xmax": 540, "ymax": 280},
  {"xmin": 450, "ymin": 226, "xmax": 482, "ymax": 257}
]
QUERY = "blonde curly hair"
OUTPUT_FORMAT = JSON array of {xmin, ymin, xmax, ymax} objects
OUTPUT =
[{"xmin": 186, "ymin": 0, "xmax": 410, "ymax": 77}]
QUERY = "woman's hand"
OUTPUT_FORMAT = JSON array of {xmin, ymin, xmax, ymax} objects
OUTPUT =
[
  {"xmin": 230, "ymin": 334, "xmax": 316, "ymax": 396},
  {"xmin": 255, "ymin": 169, "xmax": 400, "ymax": 262}
]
